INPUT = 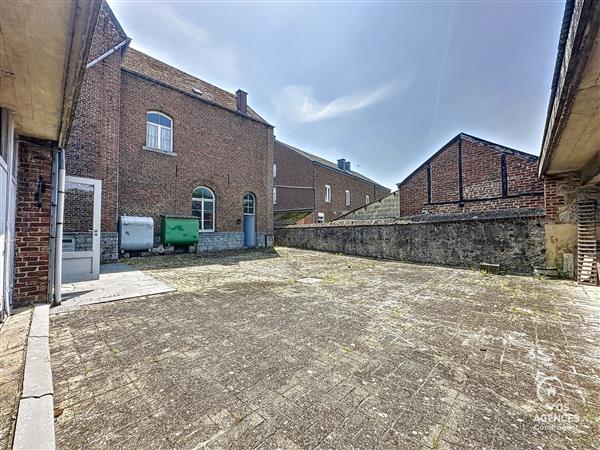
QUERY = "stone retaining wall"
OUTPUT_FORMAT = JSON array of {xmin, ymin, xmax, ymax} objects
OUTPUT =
[{"xmin": 275, "ymin": 214, "xmax": 545, "ymax": 274}]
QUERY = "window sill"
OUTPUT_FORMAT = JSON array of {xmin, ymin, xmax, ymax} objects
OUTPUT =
[{"xmin": 143, "ymin": 145, "xmax": 177, "ymax": 156}]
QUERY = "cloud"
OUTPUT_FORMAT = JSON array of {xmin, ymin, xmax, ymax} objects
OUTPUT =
[
  {"xmin": 154, "ymin": 4, "xmax": 238, "ymax": 81},
  {"xmin": 275, "ymin": 82, "xmax": 399, "ymax": 123}
]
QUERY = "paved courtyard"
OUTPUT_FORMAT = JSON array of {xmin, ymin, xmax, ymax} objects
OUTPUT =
[{"xmin": 50, "ymin": 247, "xmax": 600, "ymax": 449}]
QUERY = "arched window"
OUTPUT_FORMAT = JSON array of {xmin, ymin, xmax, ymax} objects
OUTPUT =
[
  {"xmin": 192, "ymin": 187, "xmax": 215, "ymax": 232},
  {"xmin": 243, "ymin": 192, "xmax": 255, "ymax": 215},
  {"xmin": 146, "ymin": 112, "xmax": 172, "ymax": 152}
]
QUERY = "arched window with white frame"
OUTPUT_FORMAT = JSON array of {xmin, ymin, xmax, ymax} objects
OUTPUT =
[
  {"xmin": 192, "ymin": 187, "xmax": 215, "ymax": 232},
  {"xmin": 146, "ymin": 111, "xmax": 173, "ymax": 152}
]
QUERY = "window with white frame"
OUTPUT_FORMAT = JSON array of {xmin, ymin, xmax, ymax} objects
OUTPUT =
[
  {"xmin": 192, "ymin": 186, "xmax": 215, "ymax": 232},
  {"xmin": 273, "ymin": 187, "xmax": 277, "ymax": 204},
  {"xmin": 146, "ymin": 112, "xmax": 173, "ymax": 152},
  {"xmin": 325, "ymin": 185, "xmax": 331, "ymax": 203},
  {"xmin": 317, "ymin": 212, "xmax": 325, "ymax": 223},
  {"xmin": 243, "ymin": 192, "xmax": 256, "ymax": 215},
  {"xmin": 365, "ymin": 194, "xmax": 370, "ymax": 204},
  {"xmin": 273, "ymin": 163, "xmax": 277, "ymax": 178},
  {"xmin": 345, "ymin": 190, "xmax": 351, "ymax": 207}
]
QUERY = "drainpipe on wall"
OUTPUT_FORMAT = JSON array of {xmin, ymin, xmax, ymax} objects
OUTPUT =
[
  {"xmin": 47, "ymin": 149, "xmax": 60, "ymax": 303},
  {"xmin": 53, "ymin": 150, "xmax": 65, "ymax": 306}
]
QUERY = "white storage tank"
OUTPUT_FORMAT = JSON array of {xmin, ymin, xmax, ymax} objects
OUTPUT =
[{"xmin": 119, "ymin": 216, "xmax": 154, "ymax": 251}]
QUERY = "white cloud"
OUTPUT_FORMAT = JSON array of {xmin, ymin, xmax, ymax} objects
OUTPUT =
[{"xmin": 275, "ymin": 82, "xmax": 400, "ymax": 123}]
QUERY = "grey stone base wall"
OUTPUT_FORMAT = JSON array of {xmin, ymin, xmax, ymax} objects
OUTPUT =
[
  {"xmin": 101, "ymin": 232, "xmax": 118, "ymax": 263},
  {"xmin": 276, "ymin": 216, "xmax": 545, "ymax": 274},
  {"xmin": 196, "ymin": 232, "xmax": 244, "ymax": 252},
  {"xmin": 62, "ymin": 231, "xmax": 118, "ymax": 263}
]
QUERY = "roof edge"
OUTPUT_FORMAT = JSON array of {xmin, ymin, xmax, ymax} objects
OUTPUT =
[
  {"xmin": 397, "ymin": 133, "xmax": 538, "ymax": 188},
  {"xmin": 122, "ymin": 67, "xmax": 274, "ymax": 128}
]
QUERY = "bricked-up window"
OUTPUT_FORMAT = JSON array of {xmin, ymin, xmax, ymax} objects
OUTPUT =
[
  {"xmin": 146, "ymin": 112, "xmax": 172, "ymax": 152},
  {"xmin": 317, "ymin": 212, "xmax": 325, "ymax": 223},
  {"xmin": 345, "ymin": 190, "xmax": 351, "ymax": 207},
  {"xmin": 192, "ymin": 187, "xmax": 215, "ymax": 232},
  {"xmin": 325, "ymin": 185, "xmax": 331, "ymax": 203}
]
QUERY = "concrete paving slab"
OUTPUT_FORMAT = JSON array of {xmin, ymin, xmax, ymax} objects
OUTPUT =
[
  {"xmin": 12, "ymin": 396, "xmax": 55, "ymax": 450},
  {"xmin": 29, "ymin": 304, "xmax": 49, "ymax": 337},
  {"xmin": 49, "ymin": 248, "xmax": 600, "ymax": 449},
  {"xmin": 51, "ymin": 262, "xmax": 175, "ymax": 314},
  {"xmin": 21, "ymin": 335, "xmax": 53, "ymax": 398}
]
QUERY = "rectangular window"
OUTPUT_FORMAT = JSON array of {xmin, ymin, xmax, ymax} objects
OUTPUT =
[
  {"xmin": 273, "ymin": 187, "xmax": 277, "ymax": 204},
  {"xmin": 325, "ymin": 185, "xmax": 331, "ymax": 203},
  {"xmin": 345, "ymin": 190, "xmax": 351, "ymax": 207},
  {"xmin": 273, "ymin": 163, "xmax": 277, "ymax": 178},
  {"xmin": 317, "ymin": 212, "xmax": 325, "ymax": 223},
  {"xmin": 146, "ymin": 123, "xmax": 159, "ymax": 149},
  {"xmin": 365, "ymin": 194, "xmax": 370, "ymax": 204}
]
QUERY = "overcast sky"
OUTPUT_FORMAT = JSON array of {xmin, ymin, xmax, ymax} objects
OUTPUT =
[{"xmin": 108, "ymin": 0, "xmax": 566, "ymax": 190}]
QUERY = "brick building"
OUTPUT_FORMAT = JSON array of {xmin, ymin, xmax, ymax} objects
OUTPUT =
[
  {"xmin": 65, "ymin": 2, "xmax": 274, "ymax": 272},
  {"xmin": 342, "ymin": 133, "xmax": 544, "ymax": 221},
  {"xmin": 539, "ymin": 0, "xmax": 600, "ymax": 283},
  {"xmin": 273, "ymin": 140, "xmax": 390, "ymax": 224},
  {"xmin": 1, "ymin": 0, "xmax": 101, "ymax": 316}
]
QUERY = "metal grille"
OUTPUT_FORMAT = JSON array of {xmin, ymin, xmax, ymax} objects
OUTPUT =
[{"xmin": 577, "ymin": 199, "xmax": 598, "ymax": 285}]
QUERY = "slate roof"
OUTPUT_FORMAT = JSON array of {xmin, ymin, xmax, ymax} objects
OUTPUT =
[
  {"xmin": 276, "ymin": 140, "xmax": 389, "ymax": 190},
  {"xmin": 122, "ymin": 48, "xmax": 269, "ymax": 125}
]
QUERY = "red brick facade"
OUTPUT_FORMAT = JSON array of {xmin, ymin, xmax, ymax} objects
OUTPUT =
[
  {"xmin": 66, "ymin": 3, "xmax": 274, "ymax": 240},
  {"xmin": 13, "ymin": 142, "xmax": 53, "ymax": 304},
  {"xmin": 274, "ymin": 140, "xmax": 390, "ymax": 224},
  {"xmin": 398, "ymin": 134, "xmax": 544, "ymax": 217},
  {"xmin": 66, "ymin": 4, "xmax": 125, "ymax": 232}
]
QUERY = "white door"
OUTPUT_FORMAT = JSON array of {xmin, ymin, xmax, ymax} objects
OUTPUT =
[
  {"xmin": 1, "ymin": 108, "xmax": 16, "ymax": 323},
  {"xmin": 62, "ymin": 176, "xmax": 102, "ymax": 283}
]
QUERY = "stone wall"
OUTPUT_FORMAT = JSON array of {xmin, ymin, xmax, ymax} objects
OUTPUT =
[
  {"xmin": 195, "ymin": 231, "xmax": 274, "ymax": 253},
  {"xmin": 337, "ymin": 191, "xmax": 400, "ymax": 221},
  {"xmin": 276, "ymin": 211, "xmax": 545, "ymax": 274}
]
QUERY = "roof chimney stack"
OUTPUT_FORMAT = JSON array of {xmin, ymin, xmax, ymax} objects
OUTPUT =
[
  {"xmin": 236, "ymin": 89, "xmax": 247, "ymax": 114},
  {"xmin": 345, "ymin": 161, "xmax": 351, "ymax": 171},
  {"xmin": 337, "ymin": 158, "xmax": 346, "ymax": 170}
]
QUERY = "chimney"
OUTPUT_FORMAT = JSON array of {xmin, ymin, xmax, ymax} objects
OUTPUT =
[
  {"xmin": 236, "ymin": 89, "xmax": 247, "ymax": 114},
  {"xmin": 337, "ymin": 158, "xmax": 346, "ymax": 170},
  {"xmin": 345, "ymin": 161, "xmax": 351, "ymax": 171}
]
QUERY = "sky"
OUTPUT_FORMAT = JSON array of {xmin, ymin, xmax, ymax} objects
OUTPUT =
[{"xmin": 108, "ymin": 0, "xmax": 566, "ymax": 190}]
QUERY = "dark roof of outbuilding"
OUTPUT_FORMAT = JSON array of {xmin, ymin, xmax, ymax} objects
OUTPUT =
[
  {"xmin": 121, "ymin": 48, "xmax": 270, "ymax": 126},
  {"xmin": 275, "ymin": 140, "xmax": 390, "ymax": 190},
  {"xmin": 397, "ymin": 132, "xmax": 539, "ymax": 188}
]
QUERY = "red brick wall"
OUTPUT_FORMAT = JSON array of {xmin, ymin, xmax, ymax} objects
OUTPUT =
[
  {"xmin": 118, "ymin": 71, "xmax": 273, "ymax": 234},
  {"xmin": 399, "ymin": 166, "xmax": 428, "ymax": 216},
  {"xmin": 398, "ymin": 136, "xmax": 543, "ymax": 217},
  {"xmin": 13, "ymin": 142, "xmax": 53, "ymax": 305},
  {"xmin": 65, "ymin": 4, "xmax": 124, "ymax": 232},
  {"xmin": 274, "ymin": 142, "xmax": 314, "ymax": 212},
  {"xmin": 462, "ymin": 139, "xmax": 501, "ymax": 199},
  {"xmin": 430, "ymin": 142, "xmax": 459, "ymax": 203}
]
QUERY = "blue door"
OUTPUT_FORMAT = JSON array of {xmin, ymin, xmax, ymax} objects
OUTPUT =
[{"xmin": 243, "ymin": 193, "xmax": 256, "ymax": 247}]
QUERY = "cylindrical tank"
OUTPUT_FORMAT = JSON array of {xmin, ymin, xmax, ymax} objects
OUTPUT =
[{"xmin": 119, "ymin": 216, "xmax": 154, "ymax": 251}]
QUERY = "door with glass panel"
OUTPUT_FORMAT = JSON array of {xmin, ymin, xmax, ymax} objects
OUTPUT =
[
  {"xmin": 62, "ymin": 176, "xmax": 101, "ymax": 283},
  {"xmin": 243, "ymin": 193, "xmax": 256, "ymax": 247}
]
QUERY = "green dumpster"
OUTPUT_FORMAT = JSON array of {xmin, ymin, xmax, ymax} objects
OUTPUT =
[{"xmin": 161, "ymin": 216, "xmax": 199, "ymax": 246}]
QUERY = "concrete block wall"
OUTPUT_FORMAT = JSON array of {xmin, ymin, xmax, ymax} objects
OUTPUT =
[{"xmin": 337, "ymin": 191, "xmax": 400, "ymax": 221}]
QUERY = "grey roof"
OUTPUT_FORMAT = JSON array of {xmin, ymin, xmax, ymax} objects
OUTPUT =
[{"xmin": 276, "ymin": 140, "xmax": 389, "ymax": 190}]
